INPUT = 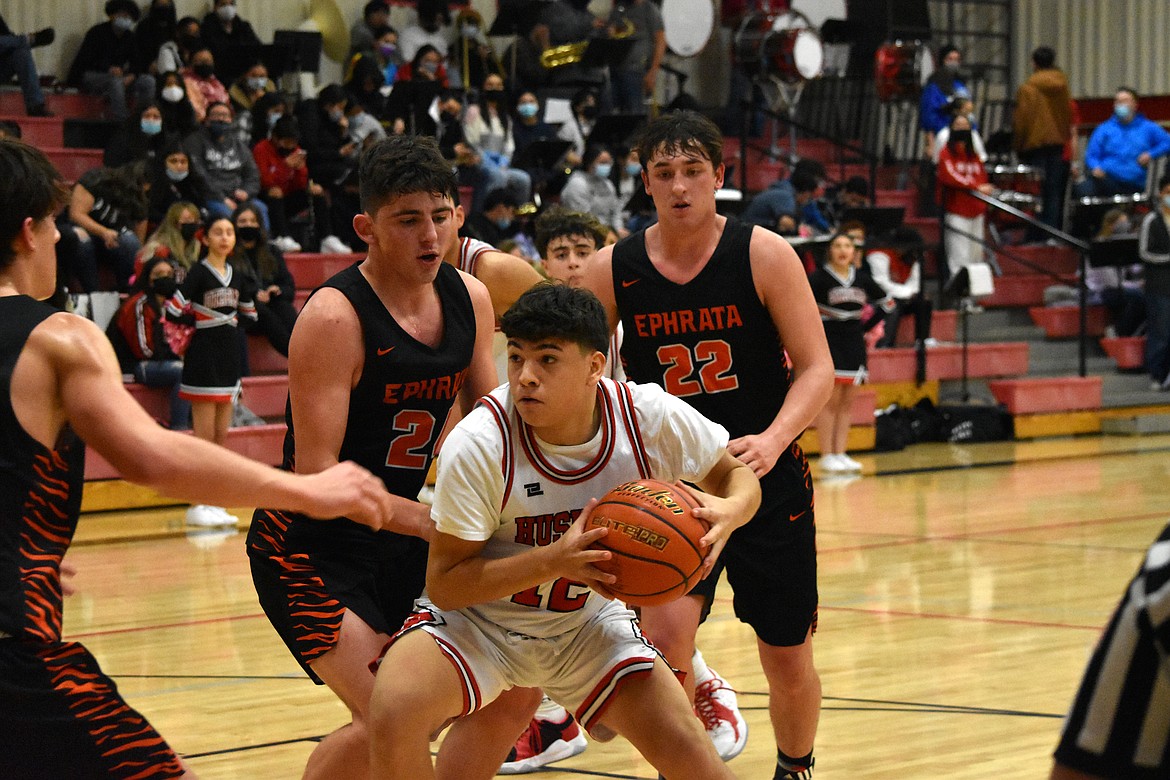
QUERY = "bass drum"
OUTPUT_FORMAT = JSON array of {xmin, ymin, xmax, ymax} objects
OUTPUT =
[
  {"xmin": 874, "ymin": 41, "xmax": 934, "ymax": 101},
  {"xmin": 734, "ymin": 11, "xmax": 824, "ymax": 83},
  {"xmin": 663, "ymin": 0, "xmax": 714, "ymax": 57}
]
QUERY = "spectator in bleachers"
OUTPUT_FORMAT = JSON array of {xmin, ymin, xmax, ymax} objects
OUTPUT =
[
  {"xmin": 67, "ymin": 0, "xmax": 157, "ymax": 122},
  {"xmin": 435, "ymin": 90, "xmax": 465, "ymax": 158},
  {"xmin": 538, "ymin": 0, "xmax": 608, "ymax": 91},
  {"xmin": 557, "ymin": 88, "xmax": 599, "ymax": 163},
  {"xmin": 463, "ymin": 73, "xmax": 531, "ymax": 205},
  {"xmin": 228, "ymin": 60, "xmax": 278, "ymax": 148},
  {"xmin": 182, "ymin": 48, "xmax": 230, "ymax": 123},
  {"xmin": 398, "ymin": 0, "xmax": 453, "ymax": 62},
  {"xmin": 614, "ymin": 147, "xmax": 648, "ymax": 232},
  {"xmin": 448, "ymin": 8, "xmax": 503, "ymax": 90},
  {"xmin": 200, "ymin": 0, "xmax": 260, "ymax": 64},
  {"xmin": 0, "ymin": 14, "xmax": 54, "ymax": 117},
  {"xmin": 919, "ymin": 45, "xmax": 969, "ymax": 159},
  {"xmin": 932, "ymin": 96, "xmax": 987, "ymax": 164},
  {"xmin": 794, "ymin": 170, "xmax": 831, "ymax": 235},
  {"xmin": 156, "ymin": 70, "xmax": 198, "ymax": 136},
  {"xmin": 1075, "ymin": 88, "xmax": 1170, "ymax": 200},
  {"xmin": 185, "ymin": 101, "xmax": 269, "ymax": 230},
  {"xmin": 105, "ymin": 103, "xmax": 168, "ymax": 169},
  {"xmin": 350, "ymin": 0, "xmax": 391, "ymax": 59},
  {"xmin": 249, "ymin": 91, "xmax": 288, "ymax": 148},
  {"xmin": 343, "ymin": 44, "xmax": 391, "ymax": 118},
  {"xmin": 1013, "ymin": 45, "xmax": 1073, "ymax": 233},
  {"xmin": 147, "ymin": 139, "xmax": 211, "ymax": 225},
  {"xmin": 139, "ymin": 199, "xmax": 203, "ymax": 279},
  {"xmin": 157, "ymin": 15, "xmax": 202, "ymax": 75},
  {"xmin": 741, "ymin": 158, "xmax": 827, "ymax": 229},
  {"xmin": 560, "ymin": 144, "xmax": 624, "ymax": 236},
  {"xmin": 254, "ymin": 115, "xmax": 342, "ymax": 254},
  {"xmin": 232, "ymin": 203, "xmax": 298, "ymax": 357},
  {"xmin": 67, "ymin": 164, "xmax": 149, "ymax": 291},
  {"xmin": 386, "ymin": 45, "xmax": 448, "ymax": 136},
  {"xmin": 1087, "ymin": 208, "xmax": 1144, "ymax": 340},
  {"xmin": 1139, "ymin": 174, "xmax": 1170, "ymax": 391},
  {"xmin": 297, "ymin": 85, "xmax": 361, "ymax": 251},
  {"xmin": 463, "ymin": 187, "xmax": 518, "ymax": 246},
  {"xmin": 106, "ymin": 254, "xmax": 190, "ymax": 429},
  {"xmin": 134, "ymin": 0, "xmax": 177, "ymax": 76},
  {"xmin": 607, "ymin": 0, "xmax": 665, "ymax": 115},
  {"xmin": 937, "ymin": 113, "xmax": 993, "ymax": 279},
  {"xmin": 846, "ymin": 221, "xmax": 933, "ymax": 349}
]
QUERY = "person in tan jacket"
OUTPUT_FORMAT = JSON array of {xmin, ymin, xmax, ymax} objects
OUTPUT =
[{"xmin": 1013, "ymin": 46, "xmax": 1073, "ymax": 234}]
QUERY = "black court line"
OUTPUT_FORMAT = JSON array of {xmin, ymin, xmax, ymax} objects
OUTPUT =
[
  {"xmin": 873, "ymin": 441, "xmax": 1170, "ymax": 478},
  {"xmin": 736, "ymin": 691, "xmax": 1062, "ymax": 719},
  {"xmin": 113, "ymin": 673, "xmax": 302, "ymax": 680},
  {"xmin": 183, "ymin": 735, "xmax": 325, "ymax": 759}
]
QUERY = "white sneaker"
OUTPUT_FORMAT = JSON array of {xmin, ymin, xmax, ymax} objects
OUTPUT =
[
  {"xmin": 319, "ymin": 235, "xmax": 353, "ymax": 254},
  {"xmin": 819, "ymin": 453, "xmax": 844, "ymax": 472},
  {"xmin": 273, "ymin": 235, "xmax": 302, "ymax": 252},
  {"xmin": 838, "ymin": 454, "xmax": 863, "ymax": 472},
  {"xmin": 186, "ymin": 504, "xmax": 235, "ymax": 527},
  {"xmin": 694, "ymin": 670, "xmax": 749, "ymax": 761}
]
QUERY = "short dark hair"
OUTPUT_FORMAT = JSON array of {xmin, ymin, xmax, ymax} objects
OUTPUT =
[
  {"xmin": 791, "ymin": 170, "xmax": 819, "ymax": 194},
  {"xmin": 580, "ymin": 144, "xmax": 610, "ymax": 171},
  {"xmin": 105, "ymin": 0, "xmax": 140, "ymax": 20},
  {"xmin": 484, "ymin": 187, "xmax": 518, "ymax": 212},
  {"xmin": 271, "ymin": 115, "xmax": 300, "ymax": 141},
  {"xmin": 534, "ymin": 207, "xmax": 607, "ymax": 258},
  {"xmin": 358, "ymin": 134, "xmax": 458, "ymax": 214},
  {"xmin": 501, "ymin": 282, "xmax": 609, "ymax": 356},
  {"xmin": 364, "ymin": 0, "xmax": 388, "ymax": 18},
  {"xmin": 0, "ymin": 140, "xmax": 70, "ymax": 272},
  {"xmin": 839, "ymin": 219, "xmax": 866, "ymax": 236},
  {"xmin": 1118, "ymin": 86, "xmax": 1139, "ymax": 101},
  {"xmin": 939, "ymin": 44, "xmax": 959, "ymax": 61},
  {"xmin": 635, "ymin": 110, "xmax": 723, "ymax": 171},
  {"xmin": 843, "ymin": 175, "xmax": 869, "ymax": 197},
  {"xmin": 1032, "ymin": 46, "xmax": 1055, "ymax": 69}
]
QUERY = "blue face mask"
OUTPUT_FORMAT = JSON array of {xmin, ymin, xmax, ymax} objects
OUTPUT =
[
  {"xmin": 165, "ymin": 167, "xmax": 188, "ymax": 182},
  {"xmin": 1163, "ymin": 194, "xmax": 1170, "ymax": 210},
  {"xmin": 141, "ymin": 119, "xmax": 163, "ymax": 135},
  {"xmin": 112, "ymin": 15, "xmax": 134, "ymax": 33},
  {"xmin": 1115, "ymin": 103, "xmax": 1133, "ymax": 120},
  {"xmin": 625, "ymin": 161, "xmax": 641, "ymax": 176},
  {"xmin": 494, "ymin": 217, "xmax": 512, "ymax": 230},
  {"xmin": 594, "ymin": 162, "xmax": 612, "ymax": 178},
  {"xmin": 517, "ymin": 103, "xmax": 539, "ymax": 119}
]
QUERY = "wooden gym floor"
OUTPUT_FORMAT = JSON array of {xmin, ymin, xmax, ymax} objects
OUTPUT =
[{"xmin": 66, "ymin": 434, "xmax": 1170, "ymax": 778}]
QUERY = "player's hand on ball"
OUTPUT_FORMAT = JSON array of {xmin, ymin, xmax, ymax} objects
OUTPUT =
[
  {"xmin": 300, "ymin": 461, "xmax": 393, "ymax": 530},
  {"xmin": 553, "ymin": 499, "xmax": 617, "ymax": 593},
  {"xmin": 674, "ymin": 482, "xmax": 742, "ymax": 578}
]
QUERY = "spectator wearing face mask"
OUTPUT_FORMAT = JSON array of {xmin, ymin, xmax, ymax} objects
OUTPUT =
[
  {"xmin": 254, "ymin": 115, "xmax": 340, "ymax": 254},
  {"xmin": 919, "ymin": 45, "xmax": 969, "ymax": 159},
  {"xmin": 398, "ymin": 0, "xmax": 453, "ymax": 62},
  {"xmin": 1075, "ymin": 87, "xmax": 1170, "ymax": 200},
  {"xmin": 134, "ymin": 0, "xmax": 177, "ymax": 76},
  {"xmin": 67, "ymin": 0, "xmax": 158, "ymax": 122},
  {"xmin": 560, "ymin": 144, "xmax": 623, "ymax": 235},
  {"xmin": 229, "ymin": 61, "xmax": 276, "ymax": 115},
  {"xmin": 936, "ymin": 113, "xmax": 993, "ymax": 279},
  {"xmin": 158, "ymin": 15, "xmax": 202, "ymax": 74},
  {"xmin": 182, "ymin": 48, "xmax": 230, "ymax": 123},
  {"xmin": 297, "ymin": 84, "xmax": 362, "ymax": 251},
  {"xmin": 200, "ymin": 0, "xmax": 260, "ymax": 63},
  {"xmin": 449, "ymin": 8, "xmax": 503, "ymax": 90},
  {"xmin": 105, "ymin": 103, "xmax": 170, "ymax": 168},
  {"xmin": 351, "ymin": 0, "xmax": 391, "ymax": 59},
  {"xmin": 249, "ymin": 91, "xmax": 287, "ymax": 147},
  {"xmin": 557, "ymin": 88, "xmax": 599, "ymax": 165},
  {"xmin": 185, "ymin": 101, "xmax": 270, "ymax": 229},
  {"xmin": 155, "ymin": 70, "xmax": 198, "ymax": 137},
  {"xmin": 141, "ymin": 198, "xmax": 204, "ymax": 277},
  {"xmin": 463, "ymin": 73, "xmax": 532, "ymax": 205},
  {"xmin": 463, "ymin": 187, "xmax": 518, "ymax": 247},
  {"xmin": 147, "ymin": 139, "xmax": 212, "ymax": 226}
]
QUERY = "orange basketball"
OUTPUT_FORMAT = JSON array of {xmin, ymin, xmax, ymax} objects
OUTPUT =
[{"xmin": 587, "ymin": 479, "xmax": 708, "ymax": 606}]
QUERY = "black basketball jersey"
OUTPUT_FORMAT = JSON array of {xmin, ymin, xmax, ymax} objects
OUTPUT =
[
  {"xmin": 253, "ymin": 261, "xmax": 477, "ymax": 556},
  {"xmin": 0, "ymin": 297, "xmax": 86, "ymax": 642},
  {"xmin": 612, "ymin": 218, "xmax": 811, "ymax": 523}
]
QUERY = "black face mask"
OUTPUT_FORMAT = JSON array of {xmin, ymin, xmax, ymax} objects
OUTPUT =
[
  {"xmin": 151, "ymin": 4, "xmax": 176, "ymax": 25},
  {"xmin": 276, "ymin": 145, "xmax": 296, "ymax": 158},
  {"xmin": 150, "ymin": 276, "xmax": 178, "ymax": 297},
  {"xmin": 179, "ymin": 223, "xmax": 199, "ymax": 241},
  {"xmin": 179, "ymin": 33, "xmax": 200, "ymax": 50},
  {"xmin": 236, "ymin": 225, "xmax": 262, "ymax": 244},
  {"xmin": 483, "ymin": 89, "xmax": 506, "ymax": 103},
  {"xmin": 581, "ymin": 105, "xmax": 598, "ymax": 121},
  {"xmin": 950, "ymin": 129, "xmax": 972, "ymax": 148},
  {"xmin": 193, "ymin": 63, "xmax": 215, "ymax": 79}
]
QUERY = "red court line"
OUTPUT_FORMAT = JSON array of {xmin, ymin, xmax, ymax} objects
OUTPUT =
[
  {"xmin": 70, "ymin": 612, "xmax": 266, "ymax": 639},
  {"xmin": 822, "ymin": 604, "xmax": 1103, "ymax": 632}
]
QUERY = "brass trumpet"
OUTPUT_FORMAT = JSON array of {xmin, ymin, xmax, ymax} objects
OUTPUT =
[{"xmin": 540, "ymin": 20, "xmax": 634, "ymax": 69}]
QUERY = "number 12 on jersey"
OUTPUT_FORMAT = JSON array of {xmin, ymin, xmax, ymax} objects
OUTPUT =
[{"xmin": 511, "ymin": 578, "xmax": 591, "ymax": 612}]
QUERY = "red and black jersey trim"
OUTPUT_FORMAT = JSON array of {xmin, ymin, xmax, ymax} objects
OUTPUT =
[{"xmin": 519, "ymin": 387, "xmax": 616, "ymax": 485}]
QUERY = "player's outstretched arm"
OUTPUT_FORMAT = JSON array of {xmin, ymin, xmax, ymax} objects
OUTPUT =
[
  {"xmin": 728, "ymin": 227, "xmax": 834, "ymax": 476},
  {"xmin": 286, "ymin": 289, "xmax": 432, "ymax": 536},
  {"xmin": 32, "ymin": 313, "xmax": 393, "ymax": 529},
  {"xmin": 687, "ymin": 451, "xmax": 762, "ymax": 574},
  {"xmin": 426, "ymin": 506, "xmax": 616, "ymax": 611}
]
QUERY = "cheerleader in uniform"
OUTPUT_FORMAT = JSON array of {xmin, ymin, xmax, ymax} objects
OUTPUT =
[
  {"xmin": 167, "ymin": 215, "xmax": 257, "ymax": 525},
  {"xmin": 808, "ymin": 231, "xmax": 892, "ymax": 473}
]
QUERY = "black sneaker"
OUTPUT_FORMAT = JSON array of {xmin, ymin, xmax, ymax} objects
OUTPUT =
[
  {"xmin": 26, "ymin": 105, "xmax": 54, "ymax": 118},
  {"xmin": 29, "ymin": 28, "xmax": 55, "ymax": 48},
  {"xmin": 498, "ymin": 713, "xmax": 587, "ymax": 774},
  {"xmin": 775, "ymin": 758, "xmax": 815, "ymax": 779}
]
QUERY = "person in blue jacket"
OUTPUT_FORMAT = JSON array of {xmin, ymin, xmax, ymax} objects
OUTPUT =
[
  {"xmin": 1075, "ymin": 87, "xmax": 1170, "ymax": 199},
  {"xmin": 920, "ymin": 45, "xmax": 970, "ymax": 158}
]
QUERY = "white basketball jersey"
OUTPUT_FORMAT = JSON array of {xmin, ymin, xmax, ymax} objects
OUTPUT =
[{"xmin": 431, "ymin": 378, "xmax": 729, "ymax": 638}]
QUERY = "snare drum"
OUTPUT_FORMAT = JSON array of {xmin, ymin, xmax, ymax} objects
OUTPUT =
[
  {"xmin": 874, "ymin": 41, "xmax": 933, "ymax": 101},
  {"xmin": 734, "ymin": 11, "xmax": 824, "ymax": 83}
]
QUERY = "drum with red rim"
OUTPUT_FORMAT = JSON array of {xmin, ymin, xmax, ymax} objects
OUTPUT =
[
  {"xmin": 734, "ymin": 11, "xmax": 824, "ymax": 83},
  {"xmin": 874, "ymin": 40, "xmax": 934, "ymax": 101}
]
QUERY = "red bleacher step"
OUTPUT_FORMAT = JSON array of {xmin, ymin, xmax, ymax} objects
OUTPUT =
[
  {"xmin": 874, "ymin": 188, "xmax": 917, "ymax": 218},
  {"xmin": 84, "ymin": 423, "xmax": 286, "ymax": 480},
  {"xmin": 0, "ymin": 115, "xmax": 63, "ymax": 147},
  {"xmin": 42, "ymin": 147, "xmax": 103, "ymax": 182},
  {"xmin": 1028, "ymin": 306, "xmax": 1107, "ymax": 339},
  {"xmin": 0, "ymin": 91, "xmax": 106, "ymax": 118},
  {"xmin": 248, "ymin": 334, "xmax": 289, "ymax": 374},
  {"xmin": 893, "ymin": 308, "xmax": 957, "ymax": 346},
  {"xmin": 283, "ymin": 252, "xmax": 362, "ymax": 290},
  {"xmin": 1100, "ymin": 336, "xmax": 1146, "ymax": 370},
  {"xmin": 981, "ymin": 273, "xmax": 1062, "ymax": 308},
  {"xmin": 904, "ymin": 216, "xmax": 939, "ymax": 247},
  {"xmin": 849, "ymin": 388, "xmax": 877, "ymax": 427},
  {"xmin": 988, "ymin": 376, "xmax": 1103, "ymax": 415},
  {"xmin": 125, "ymin": 375, "xmax": 288, "ymax": 425},
  {"xmin": 867, "ymin": 341, "xmax": 1029, "ymax": 383},
  {"xmin": 998, "ymin": 244, "xmax": 1080, "ymax": 276}
]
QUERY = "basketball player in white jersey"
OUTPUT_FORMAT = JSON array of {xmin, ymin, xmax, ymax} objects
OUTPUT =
[{"xmin": 366, "ymin": 283, "xmax": 761, "ymax": 779}]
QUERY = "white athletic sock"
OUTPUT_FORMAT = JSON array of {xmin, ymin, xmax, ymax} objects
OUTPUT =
[
  {"xmin": 692, "ymin": 647, "xmax": 716, "ymax": 684},
  {"xmin": 536, "ymin": 695, "xmax": 569, "ymax": 722}
]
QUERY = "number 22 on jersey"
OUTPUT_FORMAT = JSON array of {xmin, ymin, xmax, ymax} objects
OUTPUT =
[{"xmin": 657, "ymin": 339, "xmax": 739, "ymax": 397}]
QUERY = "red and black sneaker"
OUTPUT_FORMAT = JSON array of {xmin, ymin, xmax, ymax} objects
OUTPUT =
[{"xmin": 498, "ymin": 713, "xmax": 588, "ymax": 774}]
